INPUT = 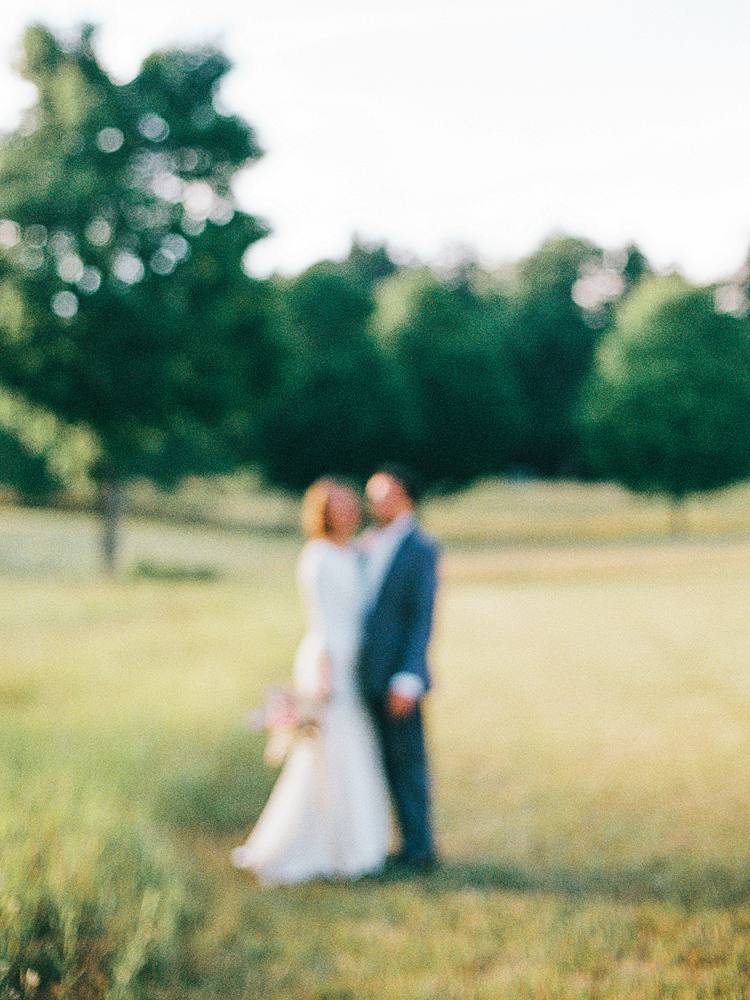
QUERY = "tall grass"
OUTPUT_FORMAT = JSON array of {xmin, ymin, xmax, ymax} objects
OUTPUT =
[{"xmin": 0, "ymin": 784, "xmax": 195, "ymax": 999}]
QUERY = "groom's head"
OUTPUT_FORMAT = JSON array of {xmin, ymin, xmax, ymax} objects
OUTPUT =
[{"xmin": 366, "ymin": 464, "xmax": 421, "ymax": 526}]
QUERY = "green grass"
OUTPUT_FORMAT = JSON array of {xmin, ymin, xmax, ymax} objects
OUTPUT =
[
  {"xmin": 44, "ymin": 473, "xmax": 750, "ymax": 548},
  {"xmin": 2, "ymin": 503, "xmax": 750, "ymax": 997}
]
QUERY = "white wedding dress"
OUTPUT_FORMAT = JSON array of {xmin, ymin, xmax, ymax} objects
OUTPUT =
[{"xmin": 231, "ymin": 539, "xmax": 391, "ymax": 885}]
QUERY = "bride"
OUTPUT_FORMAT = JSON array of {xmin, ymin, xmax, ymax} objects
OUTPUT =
[{"xmin": 231, "ymin": 478, "xmax": 391, "ymax": 884}]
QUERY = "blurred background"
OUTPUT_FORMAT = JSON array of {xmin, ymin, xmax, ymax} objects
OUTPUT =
[
  {"xmin": 0, "ymin": 1, "xmax": 749, "ymax": 572},
  {"xmin": 2, "ymin": 3, "xmax": 750, "ymax": 999}
]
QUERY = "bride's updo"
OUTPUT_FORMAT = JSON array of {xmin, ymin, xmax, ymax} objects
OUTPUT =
[{"xmin": 301, "ymin": 478, "xmax": 360, "ymax": 540}]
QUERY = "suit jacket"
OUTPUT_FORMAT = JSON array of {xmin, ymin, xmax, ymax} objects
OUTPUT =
[{"xmin": 358, "ymin": 527, "xmax": 439, "ymax": 700}]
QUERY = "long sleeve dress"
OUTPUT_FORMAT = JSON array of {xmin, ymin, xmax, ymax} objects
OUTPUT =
[{"xmin": 231, "ymin": 539, "xmax": 391, "ymax": 885}]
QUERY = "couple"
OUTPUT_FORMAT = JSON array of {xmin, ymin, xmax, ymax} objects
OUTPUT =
[{"xmin": 231, "ymin": 465, "xmax": 440, "ymax": 885}]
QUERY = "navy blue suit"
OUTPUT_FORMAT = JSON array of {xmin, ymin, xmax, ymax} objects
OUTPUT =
[{"xmin": 358, "ymin": 527, "xmax": 439, "ymax": 863}]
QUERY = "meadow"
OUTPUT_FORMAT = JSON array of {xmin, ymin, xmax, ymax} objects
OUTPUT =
[{"xmin": 2, "ymin": 483, "xmax": 750, "ymax": 999}]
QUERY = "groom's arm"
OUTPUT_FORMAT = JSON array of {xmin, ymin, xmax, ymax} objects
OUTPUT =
[{"xmin": 387, "ymin": 541, "xmax": 439, "ymax": 715}]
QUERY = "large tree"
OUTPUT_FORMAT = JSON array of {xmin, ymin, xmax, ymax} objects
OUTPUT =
[
  {"xmin": 0, "ymin": 24, "xmax": 275, "ymax": 571},
  {"xmin": 503, "ymin": 236, "xmax": 647, "ymax": 476},
  {"xmin": 376, "ymin": 264, "xmax": 522, "ymax": 487},
  {"xmin": 580, "ymin": 274, "xmax": 750, "ymax": 521},
  {"xmin": 257, "ymin": 262, "xmax": 414, "ymax": 491}
]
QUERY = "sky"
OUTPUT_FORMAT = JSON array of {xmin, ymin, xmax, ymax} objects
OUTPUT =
[{"xmin": 1, "ymin": 0, "xmax": 748, "ymax": 282}]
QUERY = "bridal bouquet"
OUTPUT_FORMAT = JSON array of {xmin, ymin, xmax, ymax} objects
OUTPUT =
[{"xmin": 245, "ymin": 687, "xmax": 325, "ymax": 766}]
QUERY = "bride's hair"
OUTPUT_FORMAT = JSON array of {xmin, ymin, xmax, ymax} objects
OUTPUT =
[{"xmin": 301, "ymin": 477, "xmax": 355, "ymax": 539}]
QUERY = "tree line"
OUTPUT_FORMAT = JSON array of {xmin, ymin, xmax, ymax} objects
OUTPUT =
[{"xmin": 2, "ymin": 24, "xmax": 750, "ymax": 569}]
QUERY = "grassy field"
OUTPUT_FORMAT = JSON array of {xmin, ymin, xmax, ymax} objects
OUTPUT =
[
  {"xmin": 2, "ymin": 498, "xmax": 750, "ymax": 998},
  {"xmin": 103, "ymin": 474, "xmax": 750, "ymax": 546}
]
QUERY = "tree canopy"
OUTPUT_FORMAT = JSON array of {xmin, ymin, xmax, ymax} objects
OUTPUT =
[
  {"xmin": 580, "ymin": 274, "xmax": 750, "ymax": 501},
  {"xmin": 256, "ymin": 262, "xmax": 414, "ymax": 491},
  {"xmin": 0, "ymin": 24, "xmax": 273, "ymax": 490},
  {"xmin": 377, "ymin": 264, "xmax": 521, "ymax": 486}
]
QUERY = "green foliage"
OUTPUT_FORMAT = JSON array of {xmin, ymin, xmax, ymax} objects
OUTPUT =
[
  {"xmin": 0, "ymin": 387, "xmax": 99, "ymax": 500},
  {"xmin": 0, "ymin": 426, "xmax": 57, "ymax": 499},
  {"xmin": 581, "ymin": 274, "xmax": 750, "ymax": 500},
  {"xmin": 257, "ymin": 262, "xmax": 415, "ymax": 490},
  {"xmin": 380, "ymin": 264, "xmax": 522, "ymax": 486},
  {"xmin": 0, "ymin": 17, "xmax": 734, "ymax": 508},
  {"xmin": 340, "ymin": 236, "xmax": 398, "ymax": 291},
  {"xmin": 0, "ymin": 23, "xmax": 274, "ymax": 489},
  {"xmin": 504, "ymin": 236, "xmax": 643, "ymax": 476}
]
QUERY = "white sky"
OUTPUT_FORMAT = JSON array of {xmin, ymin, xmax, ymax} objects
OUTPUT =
[{"xmin": 1, "ymin": 0, "xmax": 749, "ymax": 282}]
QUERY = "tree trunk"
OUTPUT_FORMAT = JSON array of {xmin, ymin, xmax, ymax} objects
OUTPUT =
[{"xmin": 101, "ymin": 477, "xmax": 127, "ymax": 576}]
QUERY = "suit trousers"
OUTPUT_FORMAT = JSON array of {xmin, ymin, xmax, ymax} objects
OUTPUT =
[{"xmin": 367, "ymin": 697, "xmax": 435, "ymax": 863}]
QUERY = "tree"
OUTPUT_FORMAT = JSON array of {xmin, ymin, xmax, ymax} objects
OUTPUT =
[
  {"xmin": 0, "ymin": 24, "xmax": 274, "ymax": 571},
  {"xmin": 257, "ymin": 262, "xmax": 414, "ymax": 491},
  {"xmin": 340, "ymin": 236, "xmax": 398, "ymax": 292},
  {"xmin": 503, "ymin": 235, "xmax": 636, "ymax": 476},
  {"xmin": 376, "ymin": 264, "xmax": 522, "ymax": 487},
  {"xmin": 580, "ymin": 274, "xmax": 750, "ymax": 524}
]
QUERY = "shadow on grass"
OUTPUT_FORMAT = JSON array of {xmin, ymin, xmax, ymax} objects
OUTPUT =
[
  {"xmin": 150, "ymin": 734, "xmax": 750, "ymax": 912},
  {"xmin": 132, "ymin": 560, "xmax": 221, "ymax": 582},
  {"xmin": 376, "ymin": 858, "xmax": 750, "ymax": 909}
]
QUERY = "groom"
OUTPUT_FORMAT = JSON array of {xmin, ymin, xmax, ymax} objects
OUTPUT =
[{"xmin": 358, "ymin": 465, "xmax": 440, "ymax": 872}]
